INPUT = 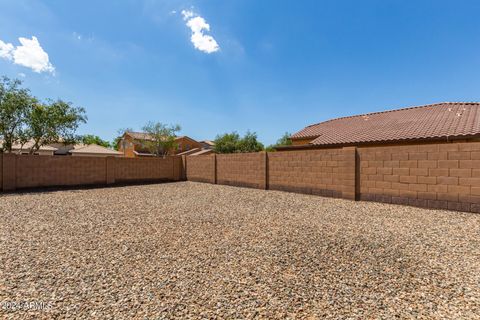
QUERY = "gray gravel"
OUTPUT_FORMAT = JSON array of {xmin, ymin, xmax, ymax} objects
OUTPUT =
[{"xmin": 1, "ymin": 182, "xmax": 479, "ymax": 319}]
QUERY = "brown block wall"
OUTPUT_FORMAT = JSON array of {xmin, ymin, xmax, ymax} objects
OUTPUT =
[
  {"xmin": 114, "ymin": 157, "xmax": 177, "ymax": 183},
  {"xmin": 0, "ymin": 154, "xmax": 181, "ymax": 191},
  {"xmin": 216, "ymin": 152, "xmax": 267, "ymax": 189},
  {"xmin": 0, "ymin": 154, "xmax": 3, "ymax": 191},
  {"xmin": 15, "ymin": 155, "xmax": 106, "ymax": 189},
  {"xmin": 186, "ymin": 154, "xmax": 215, "ymax": 183},
  {"xmin": 268, "ymin": 147, "xmax": 356, "ymax": 199},
  {"xmin": 358, "ymin": 142, "xmax": 480, "ymax": 212}
]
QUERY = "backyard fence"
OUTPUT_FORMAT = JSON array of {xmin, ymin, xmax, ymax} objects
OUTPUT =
[
  {"xmin": 1, "ymin": 141, "xmax": 480, "ymax": 213},
  {"xmin": 0, "ymin": 154, "xmax": 183, "ymax": 191},
  {"xmin": 186, "ymin": 141, "xmax": 480, "ymax": 213}
]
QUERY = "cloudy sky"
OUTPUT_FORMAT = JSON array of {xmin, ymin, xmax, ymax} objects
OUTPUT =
[{"xmin": 0, "ymin": 0, "xmax": 479, "ymax": 144}]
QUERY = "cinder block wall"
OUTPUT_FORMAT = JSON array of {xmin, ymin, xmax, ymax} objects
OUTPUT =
[
  {"xmin": 15, "ymin": 155, "xmax": 106, "ymax": 189},
  {"xmin": 358, "ymin": 142, "xmax": 480, "ymax": 213},
  {"xmin": 216, "ymin": 152, "xmax": 266, "ymax": 189},
  {"xmin": 0, "ymin": 154, "xmax": 182, "ymax": 191},
  {"xmin": 0, "ymin": 154, "xmax": 3, "ymax": 191},
  {"xmin": 114, "ymin": 157, "xmax": 177, "ymax": 183},
  {"xmin": 186, "ymin": 154, "xmax": 215, "ymax": 183},
  {"xmin": 269, "ymin": 147, "xmax": 355, "ymax": 199}
]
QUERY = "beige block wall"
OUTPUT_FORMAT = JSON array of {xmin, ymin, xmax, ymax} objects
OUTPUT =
[
  {"xmin": 186, "ymin": 154, "xmax": 215, "ymax": 183},
  {"xmin": 268, "ymin": 147, "xmax": 356, "ymax": 199},
  {"xmin": 216, "ymin": 152, "xmax": 266, "ymax": 189},
  {"xmin": 358, "ymin": 142, "xmax": 480, "ymax": 212},
  {"xmin": 114, "ymin": 157, "xmax": 177, "ymax": 183},
  {"xmin": 15, "ymin": 155, "xmax": 107, "ymax": 189},
  {"xmin": 1, "ymin": 154, "xmax": 182, "ymax": 191},
  {"xmin": 0, "ymin": 154, "xmax": 2, "ymax": 191}
]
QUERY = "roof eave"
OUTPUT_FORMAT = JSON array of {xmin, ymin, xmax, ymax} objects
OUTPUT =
[{"xmin": 276, "ymin": 134, "xmax": 480, "ymax": 151}]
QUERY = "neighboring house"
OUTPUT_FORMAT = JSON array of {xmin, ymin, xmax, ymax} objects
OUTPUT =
[
  {"xmin": 190, "ymin": 149, "xmax": 214, "ymax": 156},
  {"xmin": 118, "ymin": 131, "xmax": 202, "ymax": 158},
  {"xmin": 177, "ymin": 148, "xmax": 214, "ymax": 156},
  {"xmin": 0, "ymin": 140, "xmax": 58, "ymax": 156},
  {"xmin": 69, "ymin": 144, "xmax": 123, "ymax": 157},
  {"xmin": 199, "ymin": 140, "xmax": 215, "ymax": 149},
  {"xmin": 281, "ymin": 102, "xmax": 480, "ymax": 150},
  {"xmin": 49, "ymin": 143, "xmax": 122, "ymax": 157},
  {"xmin": 177, "ymin": 148, "xmax": 202, "ymax": 156}
]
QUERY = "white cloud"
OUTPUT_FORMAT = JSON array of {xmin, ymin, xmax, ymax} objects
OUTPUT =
[
  {"xmin": 181, "ymin": 10, "xmax": 194, "ymax": 20},
  {"xmin": 181, "ymin": 10, "xmax": 219, "ymax": 54},
  {"xmin": 0, "ymin": 36, "xmax": 55, "ymax": 74},
  {"xmin": 0, "ymin": 40, "xmax": 14, "ymax": 60}
]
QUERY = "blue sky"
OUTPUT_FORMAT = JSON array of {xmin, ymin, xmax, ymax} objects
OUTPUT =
[{"xmin": 0, "ymin": 0, "xmax": 479, "ymax": 145}]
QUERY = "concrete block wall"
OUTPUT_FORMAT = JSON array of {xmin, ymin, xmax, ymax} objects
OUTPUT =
[
  {"xmin": 15, "ymin": 155, "xmax": 106, "ymax": 189},
  {"xmin": 0, "ymin": 154, "xmax": 182, "ymax": 191},
  {"xmin": 0, "ymin": 154, "xmax": 3, "ymax": 191},
  {"xmin": 186, "ymin": 154, "xmax": 216, "ymax": 183},
  {"xmin": 268, "ymin": 147, "xmax": 356, "ymax": 199},
  {"xmin": 216, "ymin": 152, "xmax": 267, "ymax": 189},
  {"xmin": 114, "ymin": 157, "xmax": 178, "ymax": 183},
  {"xmin": 358, "ymin": 142, "xmax": 480, "ymax": 213}
]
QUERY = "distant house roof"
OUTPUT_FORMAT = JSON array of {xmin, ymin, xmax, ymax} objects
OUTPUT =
[
  {"xmin": 190, "ymin": 149, "xmax": 214, "ymax": 156},
  {"xmin": 177, "ymin": 148, "xmax": 201, "ymax": 156},
  {"xmin": 290, "ymin": 102, "xmax": 480, "ymax": 147},
  {"xmin": 70, "ymin": 144, "xmax": 122, "ymax": 156},
  {"xmin": 199, "ymin": 140, "xmax": 215, "ymax": 146},
  {"xmin": 125, "ymin": 131, "xmax": 155, "ymax": 141},
  {"xmin": 124, "ymin": 131, "xmax": 197, "ymax": 143},
  {"xmin": 0, "ymin": 140, "xmax": 58, "ymax": 152}
]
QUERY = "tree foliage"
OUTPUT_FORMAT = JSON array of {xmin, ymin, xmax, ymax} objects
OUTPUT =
[
  {"xmin": 266, "ymin": 132, "xmax": 293, "ymax": 151},
  {"xmin": 214, "ymin": 131, "xmax": 264, "ymax": 154},
  {"xmin": 81, "ymin": 134, "xmax": 111, "ymax": 148},
  {"xmin": 0, "ymin": 76, "xmax": 86, "ymax": 154},
  {"xmin": 0, "ymin": 77, "xmax": 35, "ymax": 152},
  {"xmin": 141, "ymin": 122, "xmax": 181, "ymax": 157},
  {"xmin": 25, "ymin": 100, "xmax": 87, "ymax": 154}
]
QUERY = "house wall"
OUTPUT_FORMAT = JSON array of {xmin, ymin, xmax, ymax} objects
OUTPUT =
[
  {"xmin": 118, "ymin": 135, "xmax": 136, "ymax": 158},
  {"xmin": 185, "ymin": 154, "xmax": 215, "ymax": 183},
  {"xmin": 0, "ymin": 154, "xmax": 183, "ymax": 191},
  {"xmin": 175, "ymin": 137, "xmax": 202, "ymax": 154}
]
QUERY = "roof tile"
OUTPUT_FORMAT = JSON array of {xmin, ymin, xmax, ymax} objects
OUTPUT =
[{"xmin": 291, "ymin": 102, "xmax": 480, "ymax": 146}]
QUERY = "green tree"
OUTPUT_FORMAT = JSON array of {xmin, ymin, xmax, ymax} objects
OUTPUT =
[
  {"xmin": 0, "ymin": 77, "xmax": 35, "ymax": 152},
  {"xmin": 237, "ymin": 131, "xmax": 264, "ymax": 153},
  {"xmin": 141, "ymin": 122, "xmax": 181, "ymax": 157},
  {"xmin": 81, "ymin": 134, "xmax": 111, "ymax": 148},
  {"xmin": 266, "ymin": 132, "xmax": 292, "ymax": 151},
  {"xmin": 25, "ymin": 100, "xmax": 87, "ymax": 154},
  {"xmin": 214, "ymin": 131, "xmax": 264, "ymax": 153},
  {"xmin": 213, "ymin": 132, "xmax": 241, "ymax": 153}
]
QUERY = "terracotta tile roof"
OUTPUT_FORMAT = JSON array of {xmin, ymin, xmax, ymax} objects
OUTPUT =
[{"xmin": 291, "ymin": 102, "xmax": 480, "ymax": 146}]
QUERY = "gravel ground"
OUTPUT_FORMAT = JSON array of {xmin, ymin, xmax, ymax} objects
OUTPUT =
[{"xmin": 1, "ymin": 181, "xmax": 479, "ymax": 319}]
